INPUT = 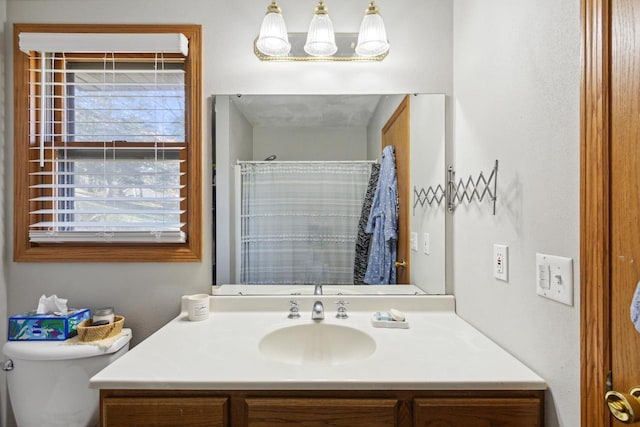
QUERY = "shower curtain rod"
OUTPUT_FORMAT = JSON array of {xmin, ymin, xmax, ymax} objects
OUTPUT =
[{"xmin": 237, "ymin": 160, "xmax": 378, "ymax": 165}]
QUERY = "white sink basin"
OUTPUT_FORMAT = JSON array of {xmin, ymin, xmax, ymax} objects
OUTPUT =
[{"xmin": 259, "ymin": 323, "xmax": 376, "ymax": 366}]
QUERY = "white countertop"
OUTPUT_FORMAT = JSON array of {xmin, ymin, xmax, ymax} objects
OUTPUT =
[{"xmin": 90, "ymin": 295, "xmax": 545, "ymax": 391}]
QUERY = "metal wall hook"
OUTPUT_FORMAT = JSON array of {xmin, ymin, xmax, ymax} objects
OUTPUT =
[
  {"xmin": 413, "ymin": 183, "xmax": 446, "ymax": 214},
  {"xmin": 413, "ymin": 160, "xmax": 499, "ymax": 215},
  {"xmin": 448, "ymin": 160, "xmax": 499, "ymax": 215}
]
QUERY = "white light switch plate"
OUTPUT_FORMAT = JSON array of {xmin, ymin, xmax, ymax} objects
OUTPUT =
[
  {"xmin": 423, "ymin": 233, "xmax": 430, "ymax": 255},
  {"xmin": 536, "ymin": 253, "xmax": 573, "ymax": 306},
  {"xmin": 410, "ymin": 232, "xmax": 418, "ymax": 252}
]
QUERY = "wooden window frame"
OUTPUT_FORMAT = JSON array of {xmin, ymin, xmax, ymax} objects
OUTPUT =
[{"xmin": 13, "ymin": 23, "xmax": 202, "ymax": 262}]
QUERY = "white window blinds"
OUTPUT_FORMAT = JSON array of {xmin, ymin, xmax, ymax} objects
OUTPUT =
[{"xmin": 23, "ymin": 33, "xmax": 189, "ymax": 243}]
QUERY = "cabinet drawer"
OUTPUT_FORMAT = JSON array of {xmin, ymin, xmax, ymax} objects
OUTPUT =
[
  {"xmin": 245, "ymin": 397, "xmax": 399, "ymax": 427},
  {"xmin": 414, "ymin": 397, "xmax": 542, "ymax": 427},
  {"xmin": 102, "ymin": 396, "xmax": 228, "ymax": 427}
]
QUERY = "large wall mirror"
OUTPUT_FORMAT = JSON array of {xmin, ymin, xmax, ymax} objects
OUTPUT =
[{"xmin": 214, "ymin": 94, "xmax": 446, "ymax": 295}]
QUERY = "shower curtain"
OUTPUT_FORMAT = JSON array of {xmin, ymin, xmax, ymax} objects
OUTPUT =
[{"xmin": 239, "ymin": 161, "xmax": 372, "ymax": 285}]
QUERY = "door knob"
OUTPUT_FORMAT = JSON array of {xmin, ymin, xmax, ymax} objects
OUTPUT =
[
  {"xmin": 606, "ymin": 388, "xmax": 640, "ymax": 423},
  {"xmin": 394, "ymin": 260, "xmax": 407, "ymax": 268}
]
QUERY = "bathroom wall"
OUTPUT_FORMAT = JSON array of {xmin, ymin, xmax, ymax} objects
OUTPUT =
[
  {"xmin": 452, "ymin": 1, "xmax": 581, "ymax": 426},
  {"xmin": 4, "ymin": 0, "xmax": 452, "ymax": 346},
  {"xmin": 0, "ymin": 0, "xmax": 584, "ymax": 425}
]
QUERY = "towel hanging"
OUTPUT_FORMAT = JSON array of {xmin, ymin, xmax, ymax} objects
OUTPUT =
[{"xmin": 631, "ymin": 280, "xmax": 640, "ymax": 333}]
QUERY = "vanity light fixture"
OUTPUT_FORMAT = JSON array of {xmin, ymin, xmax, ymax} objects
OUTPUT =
[
  {"xmin": 256, "ymin": 0, "xmax": 291, "ymax": 57},
  {"xmin": 303, "ymin": 0, "xmax": 337, "ymax": 57},
  {"xmin": 254, "ymin": 0, "xmax": 390, "ymax": 61},
  {"xmin": 355, "ymin": 1, "xmax": 390, "ymax": 57}
]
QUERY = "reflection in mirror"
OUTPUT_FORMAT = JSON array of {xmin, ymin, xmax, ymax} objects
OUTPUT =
[
  {"xmin": 213, "ymin": 94, "xmax": 445, "ymax": 295},
  {"xmin": 238, "ymin": 160, "xmax": 374, "ymax": 285}
]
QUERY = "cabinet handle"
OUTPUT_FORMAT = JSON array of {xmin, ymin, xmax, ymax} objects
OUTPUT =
[
  {"xmin": 606, "ymin": 388, "xmax": 640, "ymax": 423},
  {"xmin": 394, "ymin": 260, "xmax": 407, "ymax": 268}
]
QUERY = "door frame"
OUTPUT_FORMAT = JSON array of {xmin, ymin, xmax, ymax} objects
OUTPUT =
[
  {"xmin": 381, "ymin": 95, "xmax": 411, "ymax": 284},
  {"xmin": 581, "ymin": 0, "xmax": 611, "ymax": 425}
]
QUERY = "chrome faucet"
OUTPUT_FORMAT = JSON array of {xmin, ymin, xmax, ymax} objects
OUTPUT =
[
  {"xmin": 312, "ymin": 300, "xmax": 324, "ymax": 320},
  {"xmin": 314, "ymin": 284, "xmax": 323, "ymax": 295}
]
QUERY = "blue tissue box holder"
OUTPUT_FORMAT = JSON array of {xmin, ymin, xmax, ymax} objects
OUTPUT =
[{"xmin": 8, "ymin": 309, "xmax": 91, "ymax": 341}]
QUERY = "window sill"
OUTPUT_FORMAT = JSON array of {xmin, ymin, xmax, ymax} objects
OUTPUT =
[{"xmin": 13, "ymin": 241, "xmax": 201, "ymax": 262}]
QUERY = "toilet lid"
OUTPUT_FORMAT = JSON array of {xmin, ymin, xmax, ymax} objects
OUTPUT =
[{"xmin": 2, "ymin": 328, "xmax": 132, "ymax": 361}]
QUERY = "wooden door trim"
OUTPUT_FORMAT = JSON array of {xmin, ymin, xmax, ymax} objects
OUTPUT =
[{"xmin": 581, "ymin": 0, "xmax": 611, "ymax": 425}]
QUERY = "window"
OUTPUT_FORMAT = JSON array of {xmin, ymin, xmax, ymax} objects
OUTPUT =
[{"xmin": 13, "ymin": 24, "xmax": 202, "ymax": 261}]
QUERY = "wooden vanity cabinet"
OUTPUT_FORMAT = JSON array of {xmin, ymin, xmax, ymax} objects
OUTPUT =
[
  {"xmin": 413, "ymin": 396, "xmax": 543, "ymax": 427},
  {"xmin": 100, "ymin": 391, "xmax": 228, "ymax": 427},
  {"xmin": 244, "ymin": 397, "xmax": 399, "ymax": 427},
  {"xmin": 100, "ymin": 389, "xmax": 544, "ymax": 427}
]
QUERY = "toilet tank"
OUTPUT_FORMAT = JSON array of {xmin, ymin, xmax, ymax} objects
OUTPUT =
[{"xmin": 3, "ymin": 329, "xmax": 131, "ymax": 427}]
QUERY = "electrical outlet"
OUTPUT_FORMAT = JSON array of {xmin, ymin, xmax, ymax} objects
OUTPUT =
[
  {"xmin": 423, "ymin": 233, "xmax": 430, "ymax": 255},
  {"xmin": 493, "ymin": 244, "xmax": 508, "ymax": 281}
]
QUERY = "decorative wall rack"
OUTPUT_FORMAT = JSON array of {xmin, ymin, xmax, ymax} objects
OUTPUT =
[{"xmin": 413, "ymin": 160, "xmax": 499, "ymax": 215}]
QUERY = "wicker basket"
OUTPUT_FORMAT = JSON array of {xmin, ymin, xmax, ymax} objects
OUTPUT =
[{"xmin": 76, "ymin": 315, "xmax": 124, "ymax": 342}]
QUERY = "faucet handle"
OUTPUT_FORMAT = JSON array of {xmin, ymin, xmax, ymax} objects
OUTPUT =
[
  {"xmin": 288, "ymin": 300, "xmax": 300, "ymax": 319},
  {"xmin": 335, "ymin": 300, "xmax": 349, "ymax": 319}
]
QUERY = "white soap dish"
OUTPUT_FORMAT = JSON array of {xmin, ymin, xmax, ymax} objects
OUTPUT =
[{"xmin": 371, "ymin": 311, "xmax": 409, "ymax": 329}]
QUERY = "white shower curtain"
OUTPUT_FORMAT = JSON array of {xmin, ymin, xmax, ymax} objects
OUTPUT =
[{"xmin": 239, "ymin": 161, "xmax": 372, "ymax": 285}]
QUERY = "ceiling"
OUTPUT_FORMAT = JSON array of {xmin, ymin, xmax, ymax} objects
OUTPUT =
[{"xmin": 230, "ymin": 95, "xmax": 382, "ymax": 128}]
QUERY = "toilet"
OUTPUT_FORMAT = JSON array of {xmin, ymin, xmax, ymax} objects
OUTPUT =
[{"xmin": 2, "ymin": 329, "xmax": 132, "ymax": 427}]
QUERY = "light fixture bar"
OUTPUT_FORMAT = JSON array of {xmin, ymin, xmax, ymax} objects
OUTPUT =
[
  {"xmin": 254, "ymin": 33, "xmax": 388, "ymax": 62},
  {"xmin": 254, "ymin": 0, "xmax": 390, "ymax": 62}
]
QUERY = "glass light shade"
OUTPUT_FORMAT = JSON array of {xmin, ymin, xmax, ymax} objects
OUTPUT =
[
  {"xmin": 256, "ymin": 12, "xmax": 291, "ymax": 56},
  {"xmin": 355, "ymin": 11, "xmax": 389, "ymax": 57},
  {"xmin": 304, "ymin": 13, "xmax": 338, "ymax": 57}
]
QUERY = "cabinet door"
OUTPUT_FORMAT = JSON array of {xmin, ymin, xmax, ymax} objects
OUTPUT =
[
  {"xmin": 102, "ymin": 396, "xmax": 228, "ymax": 427},
  {"xmin": 245, "ymin": 397, "xmax": 399, "ymax": 427},
  {"xmin": 414, "ymin": 397, "xmax": 542, "ymax": 427}
]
